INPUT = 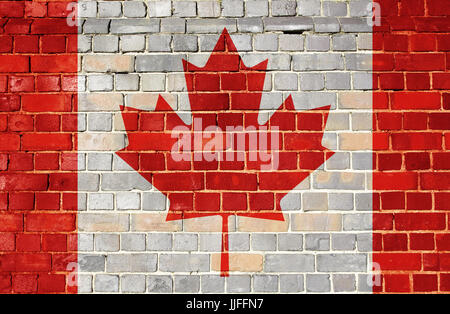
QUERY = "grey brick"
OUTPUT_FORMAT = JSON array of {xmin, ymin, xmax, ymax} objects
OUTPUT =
[
  {"xmin": 201, "ymin": 275, "xmax": 225, "ymax": 293},
  {"xmin": 148, "ymin": 35, "xmax": 172, "ymax": 52},
  {"xmin": 199, "ymin": 233, "xmax": 221, "ymax": 252},
  {"xmin": 136, "ymin": 54, "xmax": 186, "ymax": 72},
  {"xmin": 123, "ymin": 1, "xmax": 146, "ymax": 18},
  {"xmin": 355, "ymin": 193, "xmax": 372, "ymax": 212},
  {"xmin": 78, "ymin": 233, "xmax": 94, "ymax": 251},
  {"xmin": 187, "ymin": 19, "xmax": 237, "ymax": 33},
  {"xmin": 353, "ymin": 73, "xmax": 372, "ymax": 90},
  {"xmin": 357, "ymin": 33, "xmax": 372, "ymax": 50},
  {"xmin": 121, "ymin": 233, "xmax": 146, "ymax": 251},
  {"xmin": 227, "ymin": 275, "xmax": 251, "ymax": 293},
  {"xmin": 300, "ymin": 73, "xmax": 325, "ymax": 91},
  {"xmin": 79, "ymin": 254, "xmax": 105, "ymax": 272},
  {"xmin": 306, "ymin": 274, "xmax": 330, "ymax": 292},
  {"xmin": 102, "ymin": 173, "xmax": 152, "ymax": 191},
  {"xmin": 197, "ymin": 1, "xmax": 221, "ymax": 17},
  {"xmin": 274, "ymin": 72, "xmax": 298, "ymax": 91},
  {"xmin": 87, "ymin": 153, "xmax": 112, "ymax": 171},
  {"xmin": 142, "ymin": 74, "xmax": 166, "ymax": 92},
  {"xmin": 78, "ymin": 173, "xmax": 100, "ymax": 192},
  {"xmin": 290, "ymin": 92, "xmax": 337, "ymax": 111},
  {"xmin": 98, "ymin": 2, "xmax": 122, "ymax": 18},
  {"xmin": 95, "ymin": 275, "xmax": 119, "ymax": 293},
  {"xmin": 326, "ymin": 152, "xmax": 350, "ymax": 170},
  {"xmin": 352, "ymin": 112, "xmax": 372, "ymax": 131},
  {"xmin": 173, "ymin": 233, "xmax": 198, "ymax": 251},
  {"xmin": 252, "ymin": 233, "xmax": 277, "ymax": 251},
  {"xmin": 173, "ymin": 1, "xmax": 197, "ymax": 17},
  {"xmin": 89, "ymin": 193, "xmax": 114, "ymax": 210},
  {"xmin": 343, "ymin": 213, "xmax": 372, "ymax": 231},
  {"xmin": 357, "ymin": 233, "xmax": 372, "ymax": 252},
  {"xmin": 78, "ymin": 35, "xmax": 92, "ymax": 52},
  {"xmin": 278, "ymin": 234, "xmax": 303, "ymax": 251},
  {"xmin": 121, "ymin": 274, "xmax": 146, "ymax": 293},
  {"xmin": 326, "ymin": 72, "xmax": 351, "ymax": 90},
  {"xmin": 339, "ymin": 17, "xmax": 371, "ymax": 32},
  {"xmin": 222, "ymin": 0, "xmax": 244, "ymax": 17},
  {"xmin": 254, "ymin": 275, "xmax": 278, "ymax": 292},
  {"xmin": 353, "ymin": 153, "xmax": 372, "ymax": 171},
  {"xmin": 255, "ymin": 33, "xmax": 278, "ymax": 51},
  {"xmin": 116, "ymin": 74, "xmax": 139, "ymax": 91},
  {"xmin": 175, "ymin": 275, "xmax": 200, "ymax": 293},
  {"xmin": 110, "ymin": 19, "xmax": 160, "ymax": 34},
  {"xmin": 78, "ymin": 1, "xmax": 97, "ymax": 18},
  {"xmin": 93, "ymin": 36, "xmax": 119, "ymax": 53},
  {"xmin": 280, "ymin": 193, "xmax": 301, "ymax": 210},
  {"xmin": 313, "ymin": 17, "xmax": 340, "ymax": 33},
  {"xmin": 313, "ymin": 172, "xmax": 365, "ymax": 190},
  {"xmin": 329, "ymin": 193, "xmax": 354, "ymax": 211},
  {"xmin": 88, "ymin": 112, "xmax": 112, "ymax": 131},
  {"xmin": 280, "ymin": 274, "xmax": 304, "ymax": 292},
  {"xmin": 246, "ymin": 0, "xmax": 269, "ymax": 17},
  {"xmin": 263, "ymin": 17, "xmax": 313, "ymax": 32},
  {"xmin": 305, "ymin": 234, "xmax": 330, "ymax": 251},
  {"xmin": 323, "ymin": 1, "xmax": 347, "ymax": 17},
  {"xmin": 106, "ymin": 253, "xmax": 157, "ymax": 272},
  {"xmin": 142, "ymin": 192, "xmax": 166, "ymax": 211},
  {"xmin": 78, "ymin": 193, "xmax": 87, "ymax": 211},
  {"xmin": 350, "ymin": 1, "xmax": 372, "ymax": 17},
  {"xmin": 333, "ymin": 274, "xmax": 356, "ymax": 292},
  {"xmin": 358, "ymin": 274, "xmax": 376, "ymax": 292},
  {"xmin": 147, "ymin": 275, "xmax": 172, "ymax": 293},
  {"xmin": 293, "ymin": 54, "xmax": 344, "ymax": 71},
  {"xmin": 78, "ymin": 113, "xmax": 87, "ymax": 131},
  {"xmin": 167, "ymin": 73, "xmax": 187, "ymax": 92},
  {"xmin": 78, "ymin": 213, "xmax": 129, "ymax": 232},
  {"xmin": 333, "ymin": 34, "xmax": 357, "ymax": 51},
  {"xmin": 230, "ymin": 34, "xmax": 252, "ymax": 51},
  {"xmin": 116, "ymin": 192, "xmax": 140, "ymax": 210},
  {"xmin": 147, "ymin": 233, "xmax": 172, "ymax": 251},
  {"xmin": 78, "ymin": 275, "xmax": 92, "ymax": 293},
  {"xmin": 87, "ymin": 75, "xmax": 113, "ymax": 92},
  {"xmin": 173, "ymin": 35, "xmax": 198, "ymax": 52},
  {"xmin": 279, "ymin": 34, "xmax": 304, "ymax": 51},
  {"xmin": 120, "ymin": 35, "xmax": 146, "ymax": 52},
  {"xmin": 297, "ymin": 0, "xmax": 321, "ymax": 16},
  {"xmin": 332, "ymin": 234, "xmax": 356, "ymax": 251},
  {"xmin": 317, "ymin": 254, "xmax": 367, "ymax": 272},
  {"xmin": 229, "ymin": 233, "xmax": 250, "ymax": 251},
  {"xmin": 306, "ymin": 35, "xmax": 330, "ymax": 52},
  {"xmin": 161, "ymin": 18, "xmax": 186, "ymax": 33},
  {"xmin": 95, "ymin": 233, "xmax": 119, "ymax": 252},
  {"xmin": 265, "ymin": 254, "xmax": 314, "ymax": 272},
  {"xmin": 271, "ymin": 0, "xmax": 297, "ymax": 16},
  {"xmin": 237, "ymin": 17, "xmax": 264, "ymax": 32},
  {"xmin": 159, "ymin": 254, "xmax": 209, "ymax": 272},
  {"xmin": 148, "ymin": 1, "xmax": 171, "ymax": 17}
]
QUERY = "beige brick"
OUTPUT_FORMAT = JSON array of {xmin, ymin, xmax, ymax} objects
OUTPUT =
[
  {"xmin": 339, "ymin": 133, "xmax": 371, "ymax": 150},
  {"xmin": 131, "ymin": 213, "xmax": 182, "ymax": 232},
  {"xmin": 183, "ymin": 215, "xmax": 236, "ymax": 232},
  {"xmin": 211, "ymin": 253, "xmax": 263, "ymax": 272},
  {"xmin": 351, "ymin": 112, "xmax": 372, "ymax": 131},
  {"xmin": 237, "ymin": 214, "xmax": 289, "ymax": 232},
  {"xmin": 79, "ymin": 213, "xmax": 129, "ymax": 232},
  {"xmin": 291, "ymin": 213, "xmax": 342, "ymax": 231},
  {"xmin": 83, "ymin": 55, "xmax": 134, "ymax": 73},
  {"xmin": 338, "ymin": 92, "xmax": 372, "ymax": 109},
  {"xmin": 325, "ymin": 112, "xmax": 350, "ymax": 131},
  {"xmin": 79, "ymin": 93, "xmax": 123, "ymax": 112},
  {"xmin": 78, "ymin": 133, "xmax": 126, "ymax": 151}
]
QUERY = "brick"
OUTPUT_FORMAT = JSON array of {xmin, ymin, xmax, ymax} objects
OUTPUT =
[
  {"xmin": 306, "ymin": 274, "xmax": 330, "ymax": 292},
  {"xmin": 95, "ymin": 275, "xmax": 119, "ymax": 293},
  {"xmin": 110, "ymin": 19, "xmax": 160, "ymax": 34},
  {"xmin": 227, "ymin": 275, "xmax": 251, "ymax": 293},
  {"xmin": 107, "ymin": 254, "xmax": 157, "ymax": 272},
  {"xmin": 212, "ymin": 253, "xmax": 263, "ymax": 272},
  {"xmin": 121, "ymin": 275, "xmax": 146, "ymax": 293},
  {"xmin": 148, "ymin": 275, "xmax": 172, "ymax": 293},
  {"xmin": 254, "ymin": 275, "xmax": 278, "ymax": 292}
]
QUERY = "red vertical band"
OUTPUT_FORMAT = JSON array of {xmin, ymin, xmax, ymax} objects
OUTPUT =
[
  {"xmin": 373, "ymin": 0, "xmax": 450, "ymax": 293},
  {"xmin": 0, "ymin": 1, "xmax": 78, "ymax": 294}
]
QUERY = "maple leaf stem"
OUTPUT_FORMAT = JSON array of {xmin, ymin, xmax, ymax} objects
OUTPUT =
[{"xmin": 220, "ymin": 214, "xmax": 230, "ymax": 277}]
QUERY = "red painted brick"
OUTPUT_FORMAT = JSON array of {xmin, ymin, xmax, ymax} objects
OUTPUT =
[
  {"xmin": 35, "ymin": 153, "xmax": 59, "ymax": 170},
  {"xmin": 222, "ymin": 193, "xmax": 247, "ymax": 211},
  {"xmin": 194, "ymin": 192, "xmax": 220, "ymax": 211},
  {"xmin": 420, "ymin": 173, "xmax": 450, "ymax": 190},
  {"xmin": 391, "ymin": 132, "xmax": 442, "ymax": 150},
  {"xmin": 410, "ymin": 34, "xmax": 436, "ymax": 51},
  {"xmin": 406, "ymin": 192, "xmax": 432, "ymax": 210},
  {"xmin": 379, "ymin": 73, "xmax": 404, "ymax": 90},
  {"xmin": 378, "ymin": 153, "xmax": 402, "ymax": 171},
  {"xmin": 154, "ymin": 173, "xmax": 204, "ymax": 191},
  {"xmin": 413, "ymin": 274, "xmax": 438, "ymax": 292},
  {"xmin": 384, "ymin": 34, "xmax": 409, "ymax": 52},
  {"xmin": 30, "ymin": 55, "xmax": 77, "ymax": 73},
  {"xmin": 395, "ymin": 213, "xmax": 446, "ymax": 231},
  {"xmin": 405, "ymin": 152, "xmax": 430, "ymax": 170},
  {"xmin": 42, "ymin": 234, "xmax": 67, "ymax": 252},
  {"xmin": 35, "ymin": 193, "xmax": 60, "ymax": 211},
  {"xmin": 206, "ymin": 172, "xmax": 256, "ymax": 191},
  {"xmin": 381, "ymin": 192, "xmax": 405, "ymax": 210},
  {"xmin": 403, "ymin": 112, "xmax": 428, "ymax": 130},
  {"xmin": 24, "ymin": 1, "xmax": 47, "ymax": 18},
  {"xmin": 0, "ymin": 56, "xmax": 29, "ymax": 73},
  {"xmin": 38, "ymin": 274, "xmax": 66, "ymax": 293},
  {"xmin": 140, "ymin": 113, "xmax": 164, "ymax": 131},
  {"xmin": 9, "ymin": 76, "xmax": 34, "ymax": 92},
  {"xmin": 49, "ymin": 173, "xmax": 77, "ymax": 191},
  {"xmin": 427, "ymin": 0, "xmax": 450, "ymax": 16},
  {"xmin": 0, "ymin": 214, "xmax": 23, "ymax": 232},
  {"xmin": 9, "ymin": 153, "xmax": 34, "ymax": 171},
  {"xmin": 391, "ymin": 92, "xmax": 441, "ymax": 109},
  {"xmin": 0, "ymin": 1, "xmax": 24, "ymax": 17},
  {"xmin": 376, "ymin": 112, "xmax": 402, "ymax": 130},
  {"xmin": 249, "ymin": 193, "xmax": 274, "ymax": 210},
  {"xmin": 410, "ymin": 233, "xmax": 435, "ymax": 250},
  {"xmin": 9, "ymin": 192, "xmax": 34, "ymax": 210},
  {"xmin": 436, "ymin": 193, "xmax": 450, "ymax": 210},
  {"xmin": 0, "ymin": 275, "xmax": 11, "ymax": 293},
  {"xmin": 395, "ymin": 53, "xmax": 445, "ymax": 71},
  {"xmin": 433, "ymin": 152, "xmax": 450, "ymax": 170},
  {"xmin": 16, "ymin": 234, "xmax": 41, "ymax": 252},
  {"xmin": 0, "ymin": 95, "xmax": 21, "ymax": 112},
  {"xmin": 383, "ymin": 233, "xmax": 408, "ymax": 251},
  {"xmin": 436, "ymin": 234, "xmax": 450, "ymax": 251},
  {"xmin": 373, "ymin": 172, "xmax": 418, "ymax": 190},
  {"xmin": 195, "ymin": 74, "xmax": 220, "ymax": 91},
  {"xmin": 22, "ymin": 134, "xmax": 72, "ymax": 151},
  {"xmin": 405, "ymin": 73, "xmax": 430, "ymax": 90},
  {"xmin": 25, "ymin": 213, "xmax": 76, "ymax": 232},
  {"xmin": 35, "ymin": 114, "xmax": 61, "ymax": 132},
  {"xmin": 140, "ymin": 153, "xmax": 166, "ymax": 171},
  {"xmin": 61, "ymin": 75, "xmax": 77, "ymax": 91},
  {"xmin": 36, "ymin": 76, "xmax": 61, "ymax": 92},
  {"xmin": 0, "ymin": 233, "xmax": 15, "ymax": 251},
  {"xmin": 7, "ymin": 114, "xmax": 33, "ymax": 132},
  {"xmin": 432, "ymin": 73, "xmax": 450, "ymax": 89},
  {"xmin": 14, "ymin": 35, "xmax": 39, "ymax": 53},
  {"xmin": 373, "ymin": 253, "xmax": 422, "ymax": 271},
  {"xmin": 0, "ymin": 35, "xmax": 12, "ymax": 52},
  {"xmin": 31, "ymin": 19, "xmax": 76, "ymax": 35},
  {"xmin": 221, "ymin": 73, "xmax": 246, "ymax": 91},
  {"xmin": 12, "ymin": 274, "xmax": 38, "ymax": 294},
  {"xmin": 41, "ymin": 35, "xmax": 66, "ymax": 53},
  {"xmin": 22, "ymin": 94, "xmax": 72, "ymax": 112},
  {"xmin": 4, "ymin": 19, "xmax": 31, "ymax": 34},
  {"xmin": 0, "ymin": 133, "xmax": 20, "ymax": 151}
]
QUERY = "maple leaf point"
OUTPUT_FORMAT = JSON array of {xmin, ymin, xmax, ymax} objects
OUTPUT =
[{"xmin": 117, "ymin": 28, "xmax": 334, "ymax": 276}]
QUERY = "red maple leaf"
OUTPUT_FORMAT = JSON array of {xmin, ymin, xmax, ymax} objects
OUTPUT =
[{"xmin": 117, "ymin": 29, "xmax": 334, "ymax": 276}]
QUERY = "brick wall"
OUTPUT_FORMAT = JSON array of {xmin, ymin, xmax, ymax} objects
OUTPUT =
[
  {"xmin": 77, "ymin": 0, "xmax": 374, "ymax": 293},
  {"xmin": 0, "ymin": 0, "xmax": 78, "ymax": 293},
  {"xmin": 373, "ymin": 0, "xmax": 450, "ymax": 293}
]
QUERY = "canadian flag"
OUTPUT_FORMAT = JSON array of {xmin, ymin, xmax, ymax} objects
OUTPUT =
[{"xmin": 0, "ymin": 0, "xmax": 448, "ymax": 294}]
